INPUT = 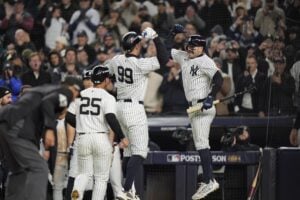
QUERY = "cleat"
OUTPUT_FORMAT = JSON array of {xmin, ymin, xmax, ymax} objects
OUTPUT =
[{"xmin": 192, "ymin": 179, "xmax": 219, "ymax": 199}]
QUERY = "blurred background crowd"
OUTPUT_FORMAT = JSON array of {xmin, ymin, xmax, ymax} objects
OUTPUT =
[{"xmin": 0, "ymin": 0, "xmax": 299, "ymax": 117}]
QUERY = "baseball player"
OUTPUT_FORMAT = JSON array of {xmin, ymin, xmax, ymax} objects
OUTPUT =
[
  {"xmin": 66, "ymin": 70, "xmax": 125, "ymax": 200},
  {"xmin": 107, "ymin": 28, "xmax": 168, "ymax": 200},
  {"xmin": 71, "ymin": 65, "xmax": 129, "ymax": 200},
  {"xmin": 170, "ymin": 25, "xmax": 223, "ymax": 199}
]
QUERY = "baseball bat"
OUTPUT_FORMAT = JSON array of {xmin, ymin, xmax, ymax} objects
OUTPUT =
[
  {"xmin": 247, "ymin": 148, "xmax": 263, "ymax": 200},
  {"xmin": 247, "ymin": 161, "xmax": 262, "ymax": 200},
  {"xmin": 186, "ymin": 86, "xmax": 256, "ymax": 114}
]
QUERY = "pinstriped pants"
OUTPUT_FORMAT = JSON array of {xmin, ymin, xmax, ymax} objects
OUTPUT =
[
  {"xmin": 72, "ymin": 133, "xmax": 112, "ymax": 200},
  {"xmin": 117, "ymin": 102, "xmax": 149, "ymax": 159},
  {"xmin": 190, "ymin": 106, "xmax": 216, "ymax": 150}
]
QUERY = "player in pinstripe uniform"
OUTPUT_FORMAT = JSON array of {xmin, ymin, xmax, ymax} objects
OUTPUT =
[
  {"xmin": 108, "ymin": 28, "xmax": 168, "ymax": 200},
  {"xmin": 66, "ymin": 70, "xmax": 127, "ymax": 200},
  {"xmin": 71, "ymin": 65, "xmax": 129, "ymax": 200},
  {"xmin": 170, "ymin": 26, "xmax": 223, "ymax": 199}
]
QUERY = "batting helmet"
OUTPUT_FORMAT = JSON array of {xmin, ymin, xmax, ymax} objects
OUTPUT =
[
  {"xmin": 122, "ymin": 31, "xmax": 142, "ymax": 52},
  {"xmin": 186, "ymin": 35, "xmax": 206, "ymax": 49},
  {"xmin": 91, "ymin": 65, "xmax": 110, "ymax": 84},
  {"xmin": 82, "ymin": 69, "xmax": 92, "ymax": 80}
]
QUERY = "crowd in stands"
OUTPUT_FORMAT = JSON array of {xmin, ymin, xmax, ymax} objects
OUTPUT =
[{"xmin": 0, "ymin": 0, "xmax": 299, "ymax": 117}]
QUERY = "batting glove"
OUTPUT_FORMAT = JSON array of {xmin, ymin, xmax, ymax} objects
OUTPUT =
[
  {"xmin": 202, "ymin": 95, "xmax": 214, "ymax": 110},
  {"xmin": 142, "ymin": 27, "xmax": 158, "ymax": 40}
]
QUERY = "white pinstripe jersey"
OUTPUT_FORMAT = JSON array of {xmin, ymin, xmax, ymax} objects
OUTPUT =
[
  {"xmin": 107, "ymin": 55, "xmax": 160, "ymax": 101},
  {"xmin": 75, "ymin": 87, "xmax": 116, "ymax": 133},
  {"xmin": 171, "ymin": 49, "xmax": 219, "ymax": 102},
  {"xmin": 67, "ymin": 98, "xmax": 79, "ymax": 115}
]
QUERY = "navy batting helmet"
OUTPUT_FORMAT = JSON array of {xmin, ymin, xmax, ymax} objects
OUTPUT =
[
  {"xmin": 186, "ymin": 35, "xmax": 206, "ymax": 49},
  {"xmin": 122, "ymin": 31, "xmax": 142, "ymax": 52},
  {"xmin": 91, "ymin": 65, "xmax": 110, "ymax": 84},
  {"xmin": 82, "ymin": 69, "xmax": 92, "ymax": 80}
]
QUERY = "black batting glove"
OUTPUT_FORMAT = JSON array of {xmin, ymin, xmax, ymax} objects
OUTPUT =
[{"xmin": 201, "ymin": 95, "xmax": 214, "ymax": 110}]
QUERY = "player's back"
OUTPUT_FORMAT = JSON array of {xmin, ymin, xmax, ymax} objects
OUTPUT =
[
  {"xmin": 109, "ymin": 54, "xmax": 160, "ymax": 101},
  {"xmin": 75, "ymin": 87, "xmax": 116, "ymax": 133}
]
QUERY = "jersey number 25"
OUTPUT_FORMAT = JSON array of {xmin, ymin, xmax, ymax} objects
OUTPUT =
[
  {"xmin": 117, "ymin": 66, "xmax": 133, "ymax": 84},
  {"xmin": 80, "ymin": 97, "xmax": 101, "ymax": 115}
]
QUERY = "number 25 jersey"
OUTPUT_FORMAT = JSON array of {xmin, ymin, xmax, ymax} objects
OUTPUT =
[
  {"xmin": 108, "ymin": 55, "xmax": 160, "ymax": 101},
  {"xmin": 75, "ymin": 87, "xmax": 116, "ymax": 133}
]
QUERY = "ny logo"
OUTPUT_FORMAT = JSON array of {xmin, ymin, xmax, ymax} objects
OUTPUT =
[{"xmin": 190, "ymin": 65, "xmax": 199, "ymax": 76}]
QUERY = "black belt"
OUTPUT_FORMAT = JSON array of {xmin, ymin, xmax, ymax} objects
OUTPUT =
[
  {"xmin": 78, "ymin": 132, "xmax": 106, "ymax": 135},
  {"xmin": 188, "ymin": 98, "xmax": 205, "ymax": 106},
  {"xmin": 117, "ymin": 99, "xmax": 144, "ymax": 105}
]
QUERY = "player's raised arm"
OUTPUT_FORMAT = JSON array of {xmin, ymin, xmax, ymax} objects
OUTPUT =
[{"xmin": 142, "ymin": 27, "xmax": 169, "ymax": 67}]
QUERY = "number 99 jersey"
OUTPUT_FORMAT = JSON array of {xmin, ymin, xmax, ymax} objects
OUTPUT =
[
  {"xmin": 107, "ymin": 54, "xmax": 160, "ymax": 101},
  {"xmin": 75, "ymin": 87, "xmax": 117, "ymax": 133}
]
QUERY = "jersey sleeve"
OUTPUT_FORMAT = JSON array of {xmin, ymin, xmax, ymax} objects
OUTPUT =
[
  {"xmin": 171, "ymin": 49, "xmax": 187, "ymax": 66},
  {"xmin": 138, "ymin": 57, "xmax": 160, "ymax": 74},
  {"xmin": 67, "ymin": 100, "xmax": 76, "ymax": 115},
  {"xmin": 201, "ymin": 58, "xmax": 219, "ymax": 79},
  {"xmin": 102, "ymin": 94, "xmax": 117, "ymax": 115},
  {"xmin": 106, "ymin": 58, "xmax": 115, "ymax": 75}
]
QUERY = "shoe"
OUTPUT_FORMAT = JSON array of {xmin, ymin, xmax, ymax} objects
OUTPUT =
[
  {"xmin": 71, "ymin": 190, "xmax": 79, "ymax": 200},
  {"xmin": 116, "ymin": 190, "xmax": 135, "ymax": 200},
  {"xmin": 192, "ymin": 179, "xmax": 219, "ymax": 200}
]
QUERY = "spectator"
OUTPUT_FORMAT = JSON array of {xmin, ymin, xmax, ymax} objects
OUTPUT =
[
  {"xmin": 254, "ymin": 0, "xmax": 285, "ymax": 37},
  {"xmin": 222, "ymin": 43, "xmax": 243, "ymax": 97},
  {"xmin": 103, "ymin": 7, "xmax": 128, "ymax": 42},
  {"xmin": 14, "ymin": 29, "xmax": 36, "ymax": 57},
  {"xmin": 91, "ymin": 23, "xmax": 109, "ymax": 52},
  {"xmin": 173, "ymin": 0, "xmax": 193, "ymax": 18},
  {"xmin": 259, "ymin": 57, "xmax": 295, "ymax": 116},
  {"xmin": 0, "ymin": 86, "xmax": 12, "ymax": 107},
  {"xmin": 175, "ymin": 5, "xmax": 206, "ymax": 33},
  {"xmin": 184, "ymin": 22, "xmax": 199, "ymax": 38},
  {"xmin": 159, "ymin": 61, "xmax": 188, "ymax": 114},
  {"xmin": 213, "ymin": 57, "xmax": 231, "ymax": 116},
  {"xmin": 199, "ymin": 0, "xmax": 232, "ymax": 36},
  {"xmin": 152, "ymin": 0, "xmax": 175, "ymax": 41},
  {"xmin": 248, "ymin": 0, "xmax": 263, "ymax": 18},
  {"xmin": 47, "ymin": 50, "xmax": 64, "ymax": 84},
  {"xmin": 92, "ymin": 0, "xmax": 110, "ymax": 19},
  {"xmin": 284, "ymin": 0, "xmax": 300, "ymax": 27},
  {"xmin": 54, "ymin": 36, "xmax": 69, "ymax": 57},
  {"xmin": 43, "ymin": 3, "xmax": 68, "ymax": 50},
  {"xmin": 60, "ymin": 0, "xmax": 78, "ymax": 23},
  {"xmin": 234, "ymin": 55, "xmax": 266, "ymax": 115},
  {"xmin": 21, "ymin": 52, "xmax": 51, "ymax": 87},
  {"xmin": 207, "ymin": 35, "xmax": 227, "ymax": 58},
  {"xmin": 0, "ymin": 62, "xmax": 22, "ymax": 102},
  {"xmin": 289, "ymin": 112, "xmax": 300, "ymax": 147},
  {"xmin": 68, "ymin": 0, "xmax": 100, "ymax": 44},
  {"xmin": 0, "ymin": 0, "xmax": 34, "ymax": 45},
  {"xmin": 114, "ymin": 0, "xmax": 139, "ymax": 28},
  {"xmin": 76, "ymin": 48, "xmax": 90, "ymax": 70},
  {"xmin": 103, "ymin": 32, "xmax": 121, "ymax": 59},
  {"xmin": 73, "ymin": 30, "xmax": 96, "ymax": 65},
  {"xmin": 94, "ymin": 48, "xmax": 109, "ymax": 65},
  {"xmin": 227, "ymin": 5, "xmax": 263, "ymax": 48},
  {"xmin": 286, "ymin": 26, "xmax": 300, "ymax": 51},
  {"xmin": 129, "ymin": 4, "xmax": 152, "ymax": 34},
  {"xmin": 61, "ymin": 48, "xmax": 81, "ymax": 81}
]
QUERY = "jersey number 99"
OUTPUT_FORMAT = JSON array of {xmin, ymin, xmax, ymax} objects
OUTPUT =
[
  {"xmin": 80, "ymin": 97, "xmax": 101, "ymax": 115},
  {"xmin": 117, "ymin": 66, "xmax": 133, "ymax": 84}
]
